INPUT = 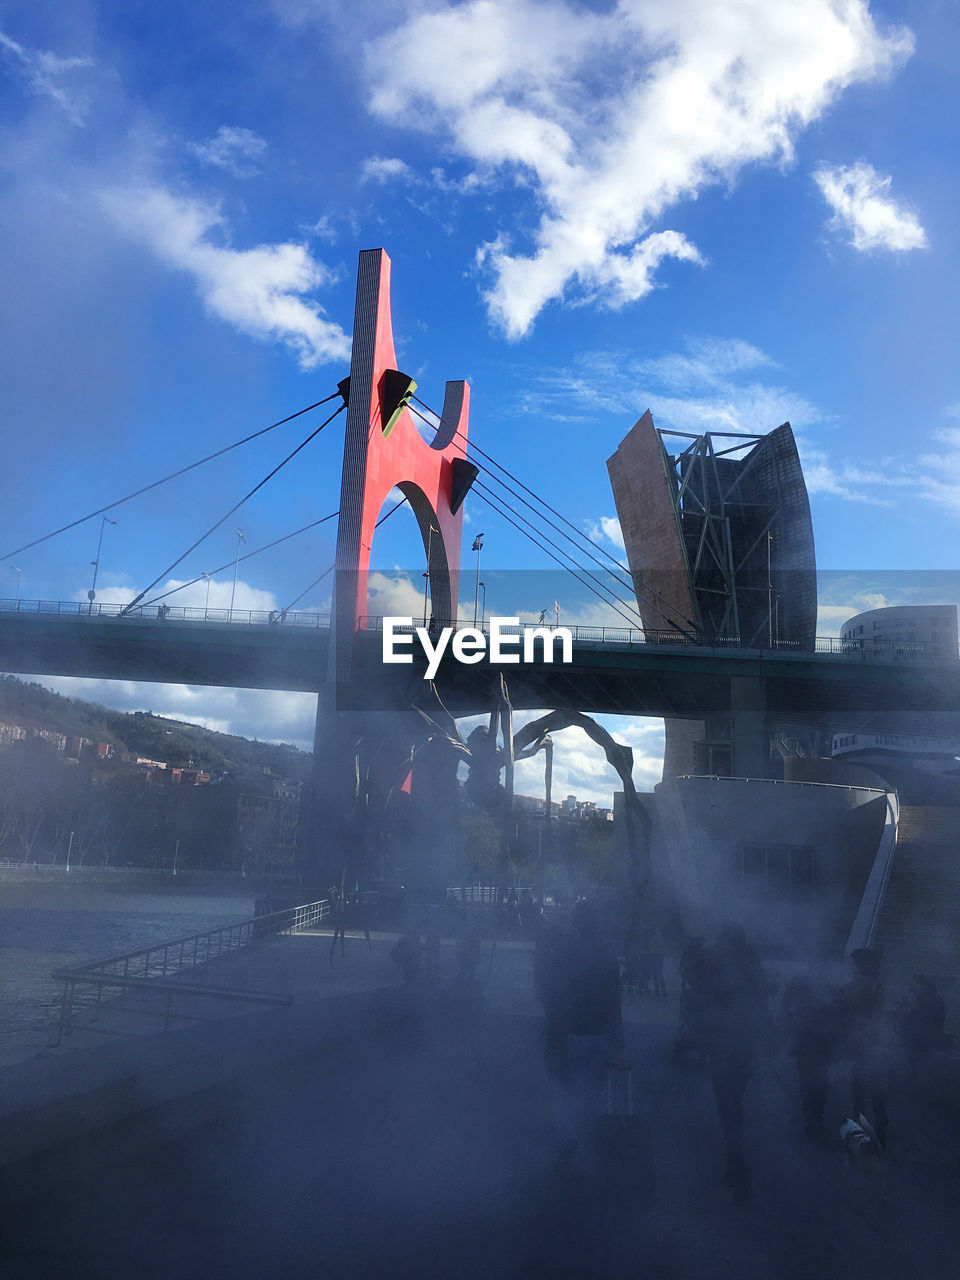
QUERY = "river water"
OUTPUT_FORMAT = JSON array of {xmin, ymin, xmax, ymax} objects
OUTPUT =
[{"xmin": 0, "ymin": 881, "xmax": 256, "ymax": 1048}]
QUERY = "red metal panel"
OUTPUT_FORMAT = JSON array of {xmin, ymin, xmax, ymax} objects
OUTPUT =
[{"xmin": 330, "ymin": 249, "xmax": 470, "ymax": 683}]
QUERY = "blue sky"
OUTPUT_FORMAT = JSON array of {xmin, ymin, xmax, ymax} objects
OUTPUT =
[{"xmin": 1, "ymin": 0, "xmax": 957, "ymax": 802}]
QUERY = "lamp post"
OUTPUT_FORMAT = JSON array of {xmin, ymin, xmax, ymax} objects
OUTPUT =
[
  {"xmin": 173, "ymin": 839, "xmax": 181, "ymax": 877},
  {"xmin": 230, "ymin": 530, "xmax": 245, "ymax": 619},
  {"xmin": 471, "ymin": 533, "xmax": 484, "ymax": 627},
  {"xmin": 202, "ymin": 572, "xmax": 212, "ymax": 616},
  {"xmin": 11, "ymin": 565, "xmax": 22, "ymax": 604},
  {"xmin": 422, "ymin": 524, "xmax": 437, "ymax": 628},
  {"xmin": 66, "ymin": 830, "xmax": 75, "ymax": 872},
  {"xmin": 88, "ymin": 516, "xmax": 117, "ymax": 612},
  {"xmin": 478, "ymin": 581, "xmax": 486, "ymax": 629},
  {"xmin": 773, "ymin": 529, "xmax": 778, "ymax": 650}
]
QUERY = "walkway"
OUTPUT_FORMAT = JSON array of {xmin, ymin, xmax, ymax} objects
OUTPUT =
[{"xmin": 2, "ymin": 929, "xmax": 958, "ymax": 1279}]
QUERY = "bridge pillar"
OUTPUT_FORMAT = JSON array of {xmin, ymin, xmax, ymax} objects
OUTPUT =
[
  {"xmin": 730, "ymin": 676, "xmax": 770, "ymax": 779},
  {"xmin": 299, "ymin": 248, "xmax": 471, "ymax": 888}
]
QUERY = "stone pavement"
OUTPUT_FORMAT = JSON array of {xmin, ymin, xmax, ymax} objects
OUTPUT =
[{"xmin": 2, "ymin": 928, "xmax": 959, "ymax": 1279}]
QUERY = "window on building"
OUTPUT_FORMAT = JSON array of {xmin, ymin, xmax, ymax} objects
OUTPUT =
[
  {"xmin": 694, "ymin": 743, "xmax": 732, "ymax": 776},
  {"xmin": 737, "ymin": 844, "xmax": 815, "ymax": 896}
]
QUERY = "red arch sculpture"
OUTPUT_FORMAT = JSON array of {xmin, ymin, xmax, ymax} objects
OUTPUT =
[{"xmin": 329, "ymin": 248, "xmax": 471, "ymax": 683}]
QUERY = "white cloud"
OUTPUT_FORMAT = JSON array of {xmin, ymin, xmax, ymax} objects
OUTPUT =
[
  {"xmin": 360, "ymin": 155, "xmax": 417, "ymax": 185},
  {"xmin": 100, "ymin": 185, "xmax": 350, "ymax": 368},
  {"xmin": 302, "ymin": 214, "xmax": 339, "ymax": 242},
  {"xmin": 366, "ymin": 570, "xmax": 429, "ymax": 620},
  {"xmin": 800, "ymin": 447, "xmax": 914, "ymax": 506},
  {"xmin": 365, "ymin": 0, "xmax": 913, "ymax": 335},
  {"xmin": 522, "ymin": 337, "xmax": 825, "ymax": 437},
  {"xmin": 916, "ymin": 428, "xmax": 960, "ymax": 515},
  {"xmin": 817, "ymin": 595, "xmax": 891, "ymax": 638},
  {"xmin": 36, "ymin": 676, "xmax": 318, "ymax": 749},
  {"xmin": 457, "ymin": 709, "xmax": 664, "ymax": 806},
  {"xmin": 814, "ymin": 160, "xmax": 927, "ymax": 252},
  {"xmin": 71, "ymin": 577, "xmax": 281, "ymax": 614},
  {"xmin": 635, "ymin": 339, "xmax": 777, "ymax": 391},
  {"xmin": 189, "ymin": 126, "xmax": 268, "ymax": 178},
  {"xmin": 0, "ymin": 28, "xmax": 93, "ymax": 125},
  {"xmin": 591, "ymin": 517, "xmax": 624, "ymax": 554}
]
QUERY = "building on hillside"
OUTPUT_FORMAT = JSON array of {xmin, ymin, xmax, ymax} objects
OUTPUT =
[{"xmin": 236, "ymin": 781, "xmax": 301, "ymax": 873}]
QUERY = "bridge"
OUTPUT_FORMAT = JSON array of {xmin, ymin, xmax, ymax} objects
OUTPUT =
[
  {"xmin": 1, "ymin": 246, "xmax": 955, "ymax": 877},
  {"xmin": 1, "ymin": 598, "xmax": 957, "ymax": 726}
]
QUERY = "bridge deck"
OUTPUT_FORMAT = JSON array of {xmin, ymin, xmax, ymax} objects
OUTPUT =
[{"xmin": 1, "ymin": 607, "xmax": 958, "ymax": 719}]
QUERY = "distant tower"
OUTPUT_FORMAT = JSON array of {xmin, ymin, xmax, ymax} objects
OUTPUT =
[{"xmin": 607, "ymin": 412, "xmax": 817, "ymax": 777}]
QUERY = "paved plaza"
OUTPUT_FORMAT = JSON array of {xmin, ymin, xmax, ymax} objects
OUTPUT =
[{"xmin": 2, "ymin": 927, "xmax": 958, "ymax": 1279}]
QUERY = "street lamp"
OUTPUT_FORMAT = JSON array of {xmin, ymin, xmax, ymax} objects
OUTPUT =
[
  {"xmin": 201, "ymin": 572, "xmax": 212, "ymax": 616},
  {"xmin": 478, "ymin": 581, "xmax": 486, "ymax": 629},
  {"xmin": 767, "ymin": 529, "xmax": 775, "ymax": 648},
  {"xmin": 66, "ymin": 830, "xmax": 75, "ymax": 872},
  {"xmin": 11, "ymin": 565, "xmax": 22, "ymax": 604},
  {"xmin": 230, "ymin": 529, "xmax": 245, "ymax": 619},
  {"xmin": 472, "ymin": 534, "xmax": 485, "ymax": 627},
  {"xmin": 88, "ymin": 516, "xmax": 117, "ymax": 612}
]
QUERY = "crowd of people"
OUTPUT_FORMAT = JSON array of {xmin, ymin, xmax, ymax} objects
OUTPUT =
[
  {"xmin": 535, "ymin": 907, "xmax": 951, "ymax": 1202},
  {"xmin": 385, "ymin": 894, "xmax": 951, "ymax": 1204}
]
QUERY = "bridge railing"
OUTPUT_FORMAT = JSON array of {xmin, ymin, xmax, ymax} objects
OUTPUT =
[
  {"xmin": 356, "ymin": 616, "xmax": 933, "ymax": 659},
  {"xmin": 53, "ymin": 897, "xmax": 331, "ymax": 1041},
  {"xmin": 0, "ymin": 598, "xmax": 939, "ymax": 659},
  {"xmin": 0, "ymin": 597, "xmax": 331, "ymax": 627}
]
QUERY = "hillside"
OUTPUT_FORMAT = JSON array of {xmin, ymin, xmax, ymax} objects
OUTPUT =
[{"xmin": 0, "ymin": 675, "xmax": 311, "ymax": 782}]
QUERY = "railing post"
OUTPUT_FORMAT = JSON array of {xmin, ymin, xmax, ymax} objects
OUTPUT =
[{"xmin": 56, "ymin": 978, "xmax": 72, "ymax": 1045}]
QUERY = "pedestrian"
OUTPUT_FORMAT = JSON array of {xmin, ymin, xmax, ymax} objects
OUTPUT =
[
  {"xmin": 635, "ymin": 926, "xmax": 653, "ymax": 995},
  {"xmin": 647, "ymin": 923, "xmax": 667, "ymax": 999},
  {"xmin": 518, "ymin": 887, "xmax": 538, "ymax": 937},
  {"xmin": 391, "ymin": 932, "xmax": 423, "ymax": 986},
  {"xmin": 673, "ymin": 936, "xmax": 709, "ymax": 1061},
  {"xmin": 895, "ymin": 974, "xmax": 948, "ymax": 1069},
  {"xmin": 780, "ymin": 974, "xmax": 840, "ymax": 1137},
  {"xmin": 455, "ymin": 914, "xmax": 482, "ymax": 986},
  {"xmin": 423, "ymin": 907, "xmax": 442, "ymax": 984},
  {"xmin": 836, "ymin": 948, "xmax": 888, "ymax": 1149},
  {"xmin": 700, "ymin": 925, "xmax": 770, "ymax": 1201},
  {"xmin": 538, "ymin": 900, "xmax": 624, "ymax": 1175}
]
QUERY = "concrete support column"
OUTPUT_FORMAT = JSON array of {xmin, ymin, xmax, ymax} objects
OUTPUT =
[
  {"xmin": 299, "ymin": 687, "xmax": 361, "ymax": 889},
  {"xmin": 730, "ymin": 676, "xmax": 769, "ymax": 779}
]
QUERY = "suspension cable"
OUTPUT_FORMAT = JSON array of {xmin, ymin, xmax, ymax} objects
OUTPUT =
[
  {"xmin": 120, "ymin": 402, "xmax": 346, "ymax": 616},
  {"xmin": 408, "ymin": 395, "xmax": 698, "ymax": 636},
  {"xmin": 281, "ymin": 495, "xmax": 409, "ymax": 613},
  {"xmin": 473, "ymin": 481, "xmax": 643, "ymax": 626},
  {"xmin": 413, "ymin": 396, "xmax": 655, "ymax": 630},
  {"xmin": 140, "ymin": 511, "xmax": 340, "ymax": 608},
  {"xmin": 471, "ymin": 484, "xmax": 644, "ymax": 632},
  {"xmin": 0, "ymin": 391, "xmax": 344, "ymax": 567}
]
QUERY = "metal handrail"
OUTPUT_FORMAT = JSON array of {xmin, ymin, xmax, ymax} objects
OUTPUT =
[
  {"xmin": 53, "ymin": 898, "xmax": 330, "ymax": 1041},
  {"xmin": 0, "ymin": 597, "xmax": 944, "ymax": 659},
  {"xmin": 846, "ymin": 791, "xmax": 900, "ymax": 955},
  {"xmin": 0, "ymin": 597, "xmax": 330, "ymax": 628},
  {"xmin": 356, "ymin": 615, "xmax": 935, "ymax": 659}
]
